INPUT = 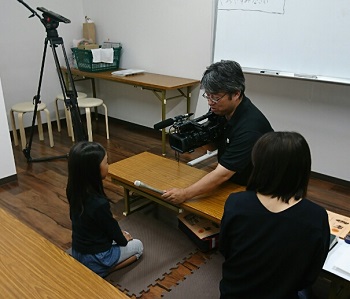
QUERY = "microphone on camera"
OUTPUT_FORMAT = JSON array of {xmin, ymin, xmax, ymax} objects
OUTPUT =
[
  {"xmin": 153, "ymin": 113, "xmax": 193, "ymax": 130},
  {"xmin": 134, "ymin": 180, "xmax": 164, "ymax": 194}
]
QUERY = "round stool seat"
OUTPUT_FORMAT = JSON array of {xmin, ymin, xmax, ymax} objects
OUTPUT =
[
  {"xmin": 78, "ymin": 98, "xmax": 103, "ymax": 108},
  {"xmin": 56, "ymin": 92, "xmax": 87, "ymax": 100},
  {"xmin": 10, "ymin": 101, "xmax": 54, "ymax": 149},
  {"xmin": 67, "ymin": 97, "xmax": 109, "ymax": 142},
  {"xmin": 12, "ymin": 102, "xmax": 47, "ymax": 113}
]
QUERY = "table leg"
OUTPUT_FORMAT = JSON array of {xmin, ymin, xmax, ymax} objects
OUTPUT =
[
  {"xmin": 89, "ymin": 78, "xmax": 99, "ymax": 119},
  {"xmin": 328, "ymin": 280, "xmax": 349, "ymax": 299},
  {"xmin": 321, "ymin": 270, "xmax": 350, "ymax": 299},
  {"xmin": 161, "ymin": 90, "xmax": 167, "ymax": 156},
  {"xmin": 123, "ymin": 188, "xmax": 131, "ymax": 216},
  {"xmin": 91, "ymin": 78, "xmax": 97, "ymax": 98},
  {"xmin": 186, "ymin": 86, "xmax": 191, "ymax": 113}
]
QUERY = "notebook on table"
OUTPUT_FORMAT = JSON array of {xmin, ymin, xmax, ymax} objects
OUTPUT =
[{"xmin": 111, "ymin": 69, "xmax": 145, "ymax": 76}]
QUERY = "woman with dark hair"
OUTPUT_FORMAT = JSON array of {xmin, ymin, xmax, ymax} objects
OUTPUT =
[
  {"xmin": 219, "ymin": 131, "xmax": 330, "ymax": 299},
  {"xmin": 67, "ymin": 141, "xmax": 143, "ymax": 277}
]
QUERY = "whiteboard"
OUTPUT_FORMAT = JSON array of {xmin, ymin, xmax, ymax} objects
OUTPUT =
[{"xmin": 214, "ymin": 0, "xmax": 350, "ymax": 82}]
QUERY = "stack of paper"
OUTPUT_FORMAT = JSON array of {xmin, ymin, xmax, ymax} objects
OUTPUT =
[
  {"xmin": 333, "ymin": 250, "xmax": 350, "ymax": 274},
  {"xmin": 111, "ymin": 69, "xmax": 145, "ymax": 76}
]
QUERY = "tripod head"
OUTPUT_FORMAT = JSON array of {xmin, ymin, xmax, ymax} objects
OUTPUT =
[
  {"xmin": 17, "ymin": 1, "xmax": 70, "ymax": 37},
  {"xmin": 37, "ymin": 7, "xmax": 70, "ymax": 37},
  {"xmin": 37, "ymin": 7, "xmax": 70, "ymax": 24}
]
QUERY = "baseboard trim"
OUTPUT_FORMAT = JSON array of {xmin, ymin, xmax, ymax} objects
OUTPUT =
[
  {"xmin": 311, "ymin": 171, "xmax": 350, "ymax": 187},
  {"xmin": 0, "ymin": 174, "xmax": 17, "ymax": 185}
]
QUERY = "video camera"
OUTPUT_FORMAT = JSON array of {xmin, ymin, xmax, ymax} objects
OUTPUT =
[{"xmin": 154, "ymin": 111, "xmax": 226, "ymax": 153}]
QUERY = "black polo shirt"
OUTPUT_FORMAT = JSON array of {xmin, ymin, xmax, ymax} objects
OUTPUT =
[{"xmin": 215, "ymin": 96, "xmax": 273, "ymax": 185}]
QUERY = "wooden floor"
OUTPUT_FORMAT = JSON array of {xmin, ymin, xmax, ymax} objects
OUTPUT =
[{"xmin": 1, "ymin": 116, "xmax": 350, "ymax": 298}]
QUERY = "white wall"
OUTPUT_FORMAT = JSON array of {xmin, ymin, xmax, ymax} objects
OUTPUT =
[
  {"xmin": 80, "ymin": 0, "xmax": 215, "ymax": 124},
  {"xmin": 0, "ymin": 78, "xmax": 16, "ymax": 180},
  {"xmin": 0, "ymin": 0, "xmax": 349, "ymax": 181},
  {"xmin": 245, "ymin": 75, "xmax": 350, "ymax": 181}
]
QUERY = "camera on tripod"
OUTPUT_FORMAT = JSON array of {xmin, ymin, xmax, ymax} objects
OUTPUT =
[{"xmin": 154, "ymin": 112, "xmax": 226, "ymax": 153}]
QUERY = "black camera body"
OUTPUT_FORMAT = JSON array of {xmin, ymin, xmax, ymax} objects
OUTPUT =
[{"xmin": 169, "ymin": 112, "xmax": 226, "ymax": 153}]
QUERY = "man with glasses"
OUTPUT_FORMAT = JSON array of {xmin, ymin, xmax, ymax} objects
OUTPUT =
[{"xmin": 162, "ymin": 60, "xmax": 273, "ymax": 204}]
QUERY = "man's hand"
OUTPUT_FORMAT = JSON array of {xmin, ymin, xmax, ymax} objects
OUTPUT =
[
  {"xmin": 162, "ymin": 188, "xmax": 188, "ymax": 204},
  {"xmin": 162, "ymin": 164, "xmax": 234, "ymax": 205}
]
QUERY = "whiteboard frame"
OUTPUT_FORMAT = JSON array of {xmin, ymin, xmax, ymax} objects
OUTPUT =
[{"xmin": 212, "ymin": 0, "xmax": 350, "ymax": 85}]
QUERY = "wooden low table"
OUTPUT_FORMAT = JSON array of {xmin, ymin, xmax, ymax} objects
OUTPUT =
[
  {"xmin": 108, "ymin": 151, "xmax": 244, "ymax": 223},
  {"xmin": 0, "ymin": 208, "xmax": 128, "ymax": 299},
  {"xmin": 61, "ymin": 67, "xmax": 200, "ymax": 155}
]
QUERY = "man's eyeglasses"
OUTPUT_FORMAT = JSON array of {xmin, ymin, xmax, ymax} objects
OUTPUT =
[{"xmin": 202, "ymin": 92, "xmax": 226, "ymax": 104}]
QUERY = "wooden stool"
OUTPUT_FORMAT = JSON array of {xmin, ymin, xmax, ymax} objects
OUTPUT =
[
  {"xmin": 71, "ymin": 97, "xmax": 109, "ymax": 142},
  {"xmin": 10, "ymin": 102, "xmax": 54, "ymax": 149},
  {"xmin": 54, "ymin": 92, "xmax": 87, "ymax": 136}
]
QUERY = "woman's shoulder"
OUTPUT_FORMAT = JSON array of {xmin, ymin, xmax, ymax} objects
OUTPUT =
[
  {"xmin": 225, "ymin": 190, "xmax": 257, "ymax": 208},
  {"xmin": 227, "ymin": 190, "xmax": 255, "ymax": 200},
  {"xmin": 291, "ymin": 198, "xmax": 329, "ymax": 225},
  {"xmin": 299, "ymin": 198, "xmax": 327, "ymax": 214}
]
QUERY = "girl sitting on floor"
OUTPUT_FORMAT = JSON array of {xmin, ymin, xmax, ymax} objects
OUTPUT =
[{"xmin": 67, "ymin": 141, "xmax": 143, "ymax": 277}]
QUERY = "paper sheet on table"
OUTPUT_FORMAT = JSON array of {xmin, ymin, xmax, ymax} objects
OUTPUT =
[
  {"xmin": 333, "ymin": 251, "xmax": 350, "ymax": 274},
  {"xmin": 111, "ymin": 69, "xmax": 145, "ymax": 76},
  {"xmin": 91, "ymin": 48, "xmax": 114, "ymax": 63}
]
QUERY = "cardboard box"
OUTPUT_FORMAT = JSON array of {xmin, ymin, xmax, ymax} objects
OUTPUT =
[
  {"xmin": 83, "ymin": 23, "xmax": 96, "ymax": 44},
  {"xmin": 77, "ymin": 43, "xmax": 99, "ymax": 50},
  {"xmin": 178, "ymin": 211, "xmax": 220, "ymax": 252}
]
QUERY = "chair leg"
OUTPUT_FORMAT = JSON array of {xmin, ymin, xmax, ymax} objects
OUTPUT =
[
  {"xmin": 44, "ymin": 108, "xmax": 54, "ymax": 147},
  {"xmin": 37, "ymin": 112, "xmax": 44, "ymax": 141},
  {"xmin": 85, "ymin": 107, "xmax": 93, "ymax": 142},
  {"xmin": 102, "ymin": 103, "xmax": 109, "ymax": 139},
  {"xmin": 9, "ymin": 109, "xmax": 19, "ymax": 146},
  {"xmin": 67, "ymin": 109, "xmax": 75, "ymax": 142},
  {"xmin": 55, "ymin": 98, "xmax": 61, "ymax": 132},
  {"xmin": 17, "ymin": 112, "xmax": 27, "ymax": 150},
  {"xmin": 66, "ymin": 108, "xmax": 73, "ymax": 137}
]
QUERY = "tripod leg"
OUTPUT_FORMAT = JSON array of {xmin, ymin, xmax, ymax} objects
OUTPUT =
[
  {"xmin": 22, "ymin": 36, "xmax": 67, "ymax": 162},
  {"xmin": 50, "ymin": 39, "xmax": 87, "ymax": 142},
  {"xmin": 22, "ymin": 37, "xmax": 49, "ymax": 161}
]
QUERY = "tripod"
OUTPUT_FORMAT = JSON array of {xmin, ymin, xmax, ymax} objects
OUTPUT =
[{"xmin": 18, "ymin": 1, "xmax": 87, "ymax": 162}]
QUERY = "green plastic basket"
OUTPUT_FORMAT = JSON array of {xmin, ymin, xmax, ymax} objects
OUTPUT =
[{"xmin": 72, "ymin": 46, "xmax": 122, "ymax": 72}]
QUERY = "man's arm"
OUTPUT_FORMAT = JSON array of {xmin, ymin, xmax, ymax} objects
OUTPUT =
[{"xmin": 161, "ymin": 163, "xmax": 234, "ymax": 204}]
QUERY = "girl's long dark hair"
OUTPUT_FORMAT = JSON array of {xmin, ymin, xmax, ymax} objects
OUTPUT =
[{"xmin": 66, "ymin": 141, "xmax": 106, "ymax": 214}]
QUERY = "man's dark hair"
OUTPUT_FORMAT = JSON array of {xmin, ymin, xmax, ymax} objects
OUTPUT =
[
  {"xmin": 200, "ymin": 60, "xmax": 245, "ymax": 97},
  {"xmin": 247, "ymin": 131, "xmax": 311, "ymax": 203}
]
